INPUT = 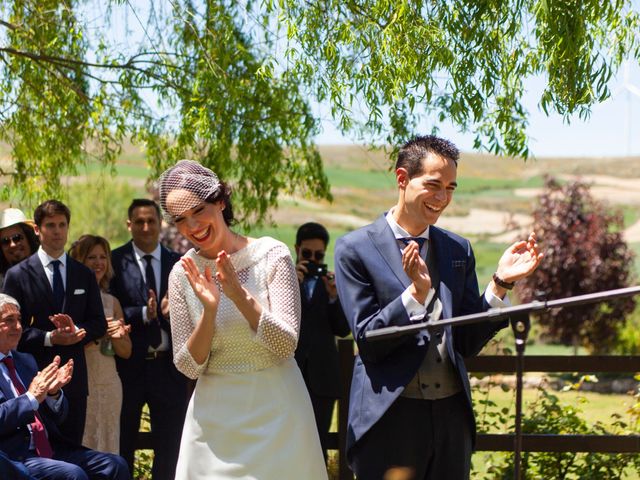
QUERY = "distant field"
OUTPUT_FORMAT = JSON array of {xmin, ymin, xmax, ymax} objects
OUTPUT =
[{"xmin": 2, "ymin": 142, "xmax": 640, "ymax": 276}]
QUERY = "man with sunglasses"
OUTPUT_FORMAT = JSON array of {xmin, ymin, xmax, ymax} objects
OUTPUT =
[
  {"xmin": 0, "ymin": 209, "xmax": 39, "ymax": 287},
  {"xmin": 293, "ymin": 222, "xmax": 350, "ymax": 462}
]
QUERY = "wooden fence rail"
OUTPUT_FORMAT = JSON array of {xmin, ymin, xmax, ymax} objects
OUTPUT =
[{"xmin": 135, "ymin": 339, "xmax": 640, "ymax": 479}]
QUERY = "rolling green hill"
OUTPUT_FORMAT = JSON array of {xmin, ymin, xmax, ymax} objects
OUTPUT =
[{"xmin": 2, "ymin": 142, "xmax": 640, "ymax": 284}]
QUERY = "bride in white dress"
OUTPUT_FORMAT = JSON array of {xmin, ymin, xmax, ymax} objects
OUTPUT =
[{"xmin": 159, "ymin": 160, "xmax": 327, "ymax": 480}]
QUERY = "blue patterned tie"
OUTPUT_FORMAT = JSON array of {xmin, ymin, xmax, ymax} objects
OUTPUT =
[
  {"xmin": 400, "ymin": 237, "xmax": 426, "ymax": 251},
  {"xmin": 51, "ymin": 260, "xmax": 65, "ymax": 312}
]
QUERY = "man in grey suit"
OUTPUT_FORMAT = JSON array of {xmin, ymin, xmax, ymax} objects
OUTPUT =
[{"xmin": 334, "ymin": 135, "xmax": 543, "ymax": 479}]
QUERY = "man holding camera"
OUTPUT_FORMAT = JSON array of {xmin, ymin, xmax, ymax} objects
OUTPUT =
[{"xmin": 294, "ymin": 222, "xmax": 350, "ymax": 461}]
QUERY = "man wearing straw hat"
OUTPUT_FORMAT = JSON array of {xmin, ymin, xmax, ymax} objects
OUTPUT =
[{"xmin": 0, "ymin": 209, "xmax": 39, "ymax": 287}]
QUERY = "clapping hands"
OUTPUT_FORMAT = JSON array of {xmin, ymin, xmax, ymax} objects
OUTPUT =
[
  {"xmin": 496, "ymin": 232, "xmax": 543, "ymax": 282},
  {"xmin": 402, "ymin": 240, "xmax": 432, "ymax": 304},
  {"xmin": 49, "ymin": 314, "xmax": 86, "ymax": 346},
  {"xmin": 28, "ymin": 355, "xmax": 73, "ymax": 403},
  {"xmin": 106, "ymin": 317, "xmax": 130, "ymax": 339},
  {"xmin": 215, "ymin": 251, "xmax": 245, "ymax": 303},
  {"xmin": 181, "ymin": 256, "xmax": 220, "ymax": 313}
]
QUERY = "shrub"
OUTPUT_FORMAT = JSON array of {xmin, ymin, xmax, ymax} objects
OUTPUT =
[
  {"xmin": 614, "ymin": 305, "xmax": 640, "ymax": 355},
  {"xmin": 516, "ymin": 177, "xmax": 636, "ymax": 353},
  {"xmin": 473, "ymin": 383, "xmax": 640, "ymax": 479}
]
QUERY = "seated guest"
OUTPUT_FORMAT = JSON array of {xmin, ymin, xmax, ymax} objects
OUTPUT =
[
  {"xmin": 3, "ymin": 199, "xmax": 107, "ymax": 444},
  {"xmin": 0, "ymin": 209, "xmax": 39, "ymax": 286},
  {"xmin": 0, "ymin": 450, "xmax": 33, "ymax": 479},
  {"xmin": 69, "ymin": 235, "xmax": 132, "ymax": 454},
  {"xmin": 0, "ymin": 293, "xmax": 130, "ymax": 480}
]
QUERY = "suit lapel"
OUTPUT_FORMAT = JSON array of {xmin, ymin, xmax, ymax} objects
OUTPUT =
[
  {"xmin": 0, "ymin": 358, "xmax": 14, "ymax": 399},
  {"xmin": 367, "ymin": 215, "xmax": 410, "ymax": 289},
  {"xmin": 13, "ymin": 353, "xmax": 32, "ymax": 388},
  {"xmin": 125, "ymin": 241, "xmax": 147, "ymax": 301},
  {"xmin": 26, "ymin": 255, "xmax": 56, "ymax": 311},
  {"xmin": 430, "ymin": 227, "xmax": 459, "ymax": 365},
  {"xmin": 159, "ymin": 246, "xmax": 171, "ymax": 299},
  {"xmin": 431, "ymin": 228, "xmax": 454, "ymax": 320},
  {"xmin": 0, "ymin": 351, "xmax": 32, "ymax": 398},
  {"xmin": 63, "ymin": 257, "xmax": 77, "ymax": 313}
]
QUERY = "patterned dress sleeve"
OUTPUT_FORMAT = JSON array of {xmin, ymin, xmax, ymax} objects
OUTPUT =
[
  {"xmin": 168, "ymin": 264, "xmax": 209, "ymax": 379},
  {"xmin": 253, "ymin": 244, "xmax": 301, "ymax": 359}
]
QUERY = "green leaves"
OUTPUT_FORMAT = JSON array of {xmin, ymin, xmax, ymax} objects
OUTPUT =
[
  {"xmin": 0, "ymin": 0, "xmax": 639, "ymax": 218},
  {"xmin": 0, "ymin": 1, "xmax": 329, "ymax": 224}
]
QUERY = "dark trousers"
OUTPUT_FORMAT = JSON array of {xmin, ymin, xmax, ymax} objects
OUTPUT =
[
  {"xmin": 59, "ymin": 393, "xmax": 86, "ymax": 446},
  {"xmin": 351, "ymin": 392, "xmax": 473, "ymax": 480},
  {"xmin": 309, "ymin": 393, "xmax": 336, "ymax": 462},
  {"xmin": 23, "ymin": 446, "xmax": 129, "ymax": 480},
  {"xmin": 0, "ymin": 451, "xmax": 32, "ymax": 480},
  {"xmin": 119, "ymin": 355, "xmax": 188, "ymax": 480}
]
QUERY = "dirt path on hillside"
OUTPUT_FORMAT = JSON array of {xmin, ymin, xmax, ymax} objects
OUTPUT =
[
  {"xmin": 511, "ymin": 174, "xmax": 640, "ymax": 242},
  {"xmin": 294, "ymin": 173, "xmax": 640, "ymax": 242}
]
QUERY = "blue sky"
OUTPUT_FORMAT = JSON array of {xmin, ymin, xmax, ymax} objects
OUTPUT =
[
  {"xmin": 315, "ymin": 62, "xmax": 640, "ymax": 158},
  {"xmin": 101, "ymin": 1, "xmax": 640, "ymax": 159}
]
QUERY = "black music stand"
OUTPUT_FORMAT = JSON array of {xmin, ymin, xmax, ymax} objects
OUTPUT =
[{"xmin": 364, "ymin": 285, "xmax": 640, "ymax": 480}]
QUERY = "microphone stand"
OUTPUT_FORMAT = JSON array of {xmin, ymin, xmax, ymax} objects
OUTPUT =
[{"xmin": 364, "ymin": 286, "xmax": 640, "ymax": 480}]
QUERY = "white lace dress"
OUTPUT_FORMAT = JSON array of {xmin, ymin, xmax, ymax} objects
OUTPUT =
[{"xmin": 169, "ymin": 237, "xmax": 327, "ymax": 480}]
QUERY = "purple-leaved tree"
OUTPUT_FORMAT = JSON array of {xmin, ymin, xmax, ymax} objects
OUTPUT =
[{"xmin": 517, "ymin": 176, "xmax": 636, "ymax": 353}]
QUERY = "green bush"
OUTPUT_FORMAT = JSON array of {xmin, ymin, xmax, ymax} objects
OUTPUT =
[
  {"xmin": 473, "ymin": 382, "xmax": 640, "ymax": 479},
  {"xmin": 615, "ymin": 306, "xmax": 640, "ymax": 355},
  {"xmin": 133, "ymin": 409, "xmax": 153, "ymax": 479}
]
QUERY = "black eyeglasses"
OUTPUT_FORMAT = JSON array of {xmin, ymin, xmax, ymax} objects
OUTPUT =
[
  {"xmin": 0, "ymin": 234, "xmax": 24, "ymax": 246},
  {"xmin": 301, "ymin": 248, "xmax": 325, "ymax": 262}
]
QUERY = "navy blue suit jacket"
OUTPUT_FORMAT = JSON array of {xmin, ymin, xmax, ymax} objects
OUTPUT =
[
  {"xmin": 3, "ymin": 254, "xmax": 106, "ymax": 400},
  {"xmin": 334, "ymin": 215, "xmax": 507, "ymax": 461},
  {"xmin": 295, "ymin": 279, "xmax": 350, "ymax": 398},
  {"xmin": 110, "ymin": 241, "xmax": 180, "ymax": 374},
  {"xmin": 0, "ymin": 351, "xmax": 70, "ymax": 462}
]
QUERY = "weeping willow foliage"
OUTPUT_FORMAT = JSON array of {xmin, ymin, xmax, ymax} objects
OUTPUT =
[{"xmin": 0, "ymin": 1, "xmax": 639, "ymax": 223}]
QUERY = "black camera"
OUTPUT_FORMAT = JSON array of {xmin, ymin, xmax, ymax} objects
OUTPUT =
[{"xmin": 304, "ymin": 261, "xmax": 328, "ymax": 278}]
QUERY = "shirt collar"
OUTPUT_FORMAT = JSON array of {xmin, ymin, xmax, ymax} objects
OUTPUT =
[
  {"xmin": 385, "ymin": 209, "xmax": 430, "ymax": 241},
  {"xmin": 132, "ymin": 242, "xmax": 161, "ymax": 263},
  {"xmin": 37, "ymin": 246, "xmax": 67, "ymax": 268}
]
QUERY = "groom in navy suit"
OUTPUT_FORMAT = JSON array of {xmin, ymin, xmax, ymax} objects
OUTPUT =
[
  {"xmin": 3, "ymin": 200, "xmax": 106, "ymax": 445},
  {"xmin": 0, "ymin": 293, "xmax": 129, "ymax": 479},
  {"xmin": 110, "ymin": 199, "xmax": 188, "ymax": 480},
  {"xmin": 335, "ymin": 135, "xmax": 542, "ymax": 479}
]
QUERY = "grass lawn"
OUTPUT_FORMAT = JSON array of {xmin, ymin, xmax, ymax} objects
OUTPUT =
[
  {"xmin": 472, "ymin": 451, "xmax": 639, "ymax": 479},
  {"xmin": 474, "ymin": 386, "xmax": 638, "ymax": 430}
]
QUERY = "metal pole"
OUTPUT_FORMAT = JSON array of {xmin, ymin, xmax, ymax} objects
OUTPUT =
[{"xmin": 511, "ymin": 313, "xmax": 530, "ymax": 480}]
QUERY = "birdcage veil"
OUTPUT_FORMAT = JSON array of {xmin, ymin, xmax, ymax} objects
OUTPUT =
[{"xmin": 158, "ymin": 160, "xmax": 221, "ymax": 222}]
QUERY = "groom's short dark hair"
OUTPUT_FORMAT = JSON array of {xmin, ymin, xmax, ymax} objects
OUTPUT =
[{"xmin": 396, "ymin": 135, "xmax": 460, "ymax": 178}]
